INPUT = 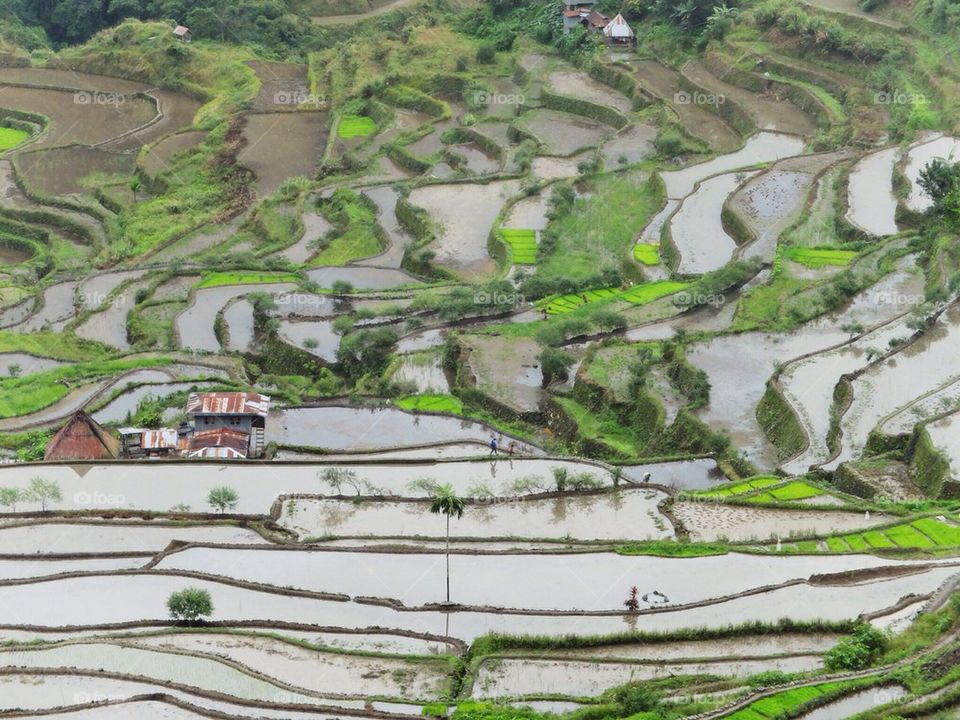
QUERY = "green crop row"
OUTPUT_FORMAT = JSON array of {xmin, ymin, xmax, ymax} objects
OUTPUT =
[
  {"xmin": 633, "ymin": 242, "xmax": 660, "ymax": 266},
  {"xmin": 500, "ymin": 228, "xmax": 537, "ymax": 265}
]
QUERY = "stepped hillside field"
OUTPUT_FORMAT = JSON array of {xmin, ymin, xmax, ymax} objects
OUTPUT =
[{"xmin": 4, "ymin": 0, "xmax": 960, "ymax": 718}]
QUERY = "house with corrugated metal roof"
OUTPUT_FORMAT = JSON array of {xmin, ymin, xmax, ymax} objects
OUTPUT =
[
  {"xmin": 185, "ymin": 392, "xmax": 271, "ymax": 459},
  {"xmin": 45, "ymin": 411, "xmax": 120, "ymax": 462}
]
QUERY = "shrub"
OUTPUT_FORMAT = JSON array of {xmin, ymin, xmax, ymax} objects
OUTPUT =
[
  {"xmin": 824, "ymin": 624, "xmax": 887, "ymax": 670},
  {"xmin": 476, "ymin": 43, "xmax": 496, "ymax": 64},
  {"xmin": 207, "ymin": 486, "xmax": 238, "ymax": 513},
  {"xmin": 167, "ymin": 588, "xmax": 214, "ymax": 622}
]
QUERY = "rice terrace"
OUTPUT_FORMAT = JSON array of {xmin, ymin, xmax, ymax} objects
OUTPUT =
[{"xmin": 4, "ymin": 0, "xmax": 960, "ymax": 718}]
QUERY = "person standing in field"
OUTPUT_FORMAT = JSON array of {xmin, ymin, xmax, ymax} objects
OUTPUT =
[{"xmin": 489, "ymin": 435, "xmax": 498, "ymax": 455}]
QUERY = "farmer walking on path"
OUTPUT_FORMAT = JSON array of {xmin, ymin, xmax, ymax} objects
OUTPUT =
[{"xmin": 489, "ymin": 435, "xmax": 498, "ymax": 455}]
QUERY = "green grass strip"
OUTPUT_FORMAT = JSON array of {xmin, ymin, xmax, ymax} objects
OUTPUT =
[
  {"xmin": 395, "ymin": 393, "xmax": 464, "ymax": 414},
  {"xmin": 197, "ymin": 271, "xmax": 300, "ymax": 289},
  {"xmin": 784, "ymin": 247, "xmax": 857, "ymax": 268}
]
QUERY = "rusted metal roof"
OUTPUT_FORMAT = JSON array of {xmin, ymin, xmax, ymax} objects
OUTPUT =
[
  {"xmin": 186, "ymin": 392, "xmax": 271, "ymax": 418},
  {"xmin": 585, "ymin": 11, "xmax": 609, "ymax": 27},
  {"xmin": 45, "ymin": 411, "xmax": 120, "ymax": 461},
  {"xmin": 187, "ymin": 428, "xmax": 250, "ymax": 459},
  {"xmin": 142, "ymin": 429, "xmax": 179, "ymax": 450}
]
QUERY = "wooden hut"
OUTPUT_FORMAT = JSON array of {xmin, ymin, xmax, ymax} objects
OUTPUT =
[{"xmin": 44, "ymin": 411, "xmax": 120, "ymax": 462}]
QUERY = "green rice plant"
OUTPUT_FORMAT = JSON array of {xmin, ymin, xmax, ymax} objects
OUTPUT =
[
  {"xmin": 620, "ymin": 280, "xmax": 689, "ymax": 305},
  {"xmin": 395, "ymin": 394, "xmax": 463, "ymax": 415},
  {"xmin": 884, "ymin": 523, "xmax": 936, "ymax": 548},
  {"xmin": 197, "ymin": 271, "xmax": 300, "ymax": 289},
  {"xmin": 911, "ymin": 517, "xmax": 960, "ymax": 546},
  {"xmin": 697, "ymin": 476, "xmax": 781, "ymax": 498},
  {"xmin": 842, "ymin": 534, "xmax": 870, "ymax": 552},
  {"xmin": 632, "ymin": 242, "xmax": 660, "ymax": 266},
  {"xmin": 861, "ymin": 530, "xmax": 897, "ymax": 549},
  {"xmin": 825, "ymin": 537, "xmax": 850, "ymax": 552},
  {"xmin": 337, "ymin": 114, "xmax": 377, "ymax": 138},
  {"xmin": 0, "ymin": 127, "xmax": 29, "ymax": 151},
  {"xmin": 500, "ymin": 228, "xmax": 537, "ymax": 265},
  {"xmin": 535, "ymin": 281, "xmax": 689, "ymax": 315},
  {"xmin": 784, "ymin": 247, "xmax": 857, "ymax": 268},
  {"xmin": 767, "ymin": 481, "xmax": 825, "ymax": 501},
  {"xmin": 728, "ymin": 681, "xmax": 853, "ymax": 720}
]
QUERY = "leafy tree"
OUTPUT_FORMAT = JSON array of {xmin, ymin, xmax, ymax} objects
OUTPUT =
[
  {"xmin": 429, "ymin": 484, "xmax": 465, "ymax": 603},
  {"xmin": 27, "ymin": 477, "xmax": 61, "ymax": 511},
  {"xmin": 167, "ymin": 587, "xmax": 214, "ymax": 622},
  {"xmin": 538, "ymin": 347, "xmax": 575, "ymax": 386},
  {"xmin": 0, "ymin": 487, "xmax": 22, "ymax": 512},
  {"xmin": 7, "ymin": 363, "xmax": 21, "ymax": 377},
  {"xmin": 207, "ymin": 486, "xmax": 238, "ymax": 513},
  {"xmin": 336, "ymin": 327, "xmax": 398, "ymax": 382},
  {"xmin": 16, "ymin": 430, "xmax": 50, "ymax": 462},
  {"xmin": 918, "ymin": 158, "xmax": 960, "ymax": 207}
]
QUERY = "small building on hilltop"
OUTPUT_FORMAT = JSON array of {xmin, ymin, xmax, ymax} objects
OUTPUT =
[
  {"xmin": 561, "ymin": 0, "xmax": 599, "ymax": 34},
  {"xmin": 185, "ymin": 392, "xmax": 271, "ymax": 459},
  {"xmin": 603, "ymin": 13, "xmax": 636, "ymax": 45},
  {"xmin": 45, "ymin": 411, "xmax": 120, "ymax": 462},
  {"xmin": 172, "ymin": 25, "xmax": 191, "ymax": 42}
]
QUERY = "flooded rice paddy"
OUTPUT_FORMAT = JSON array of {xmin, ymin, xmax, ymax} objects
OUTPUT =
[
  {"xmin": 407, "ymin": 181, "xmax": 519, "ymax": 280},
  {"xmin": 155, "ymin": 546, "xmax": 924, "ymax": 612},
  {"xmin": 0, "ymin": 565, "xmax": 951, "ymax": 641},
  {"xmin": 846, "ymin": 147, "xmax": 900, "ymax": 236},
  {"xmin": 828, "ymin": 303, "xmax": 960, "ymax": 469},
  {"xmin": 281, "ymin": 489, "xmax": 671, "ymax": 542},
  {"xmin": 660, "ymin": 132, "xmax": 805, "ymax": 200},
  {"xmin": 671, "ymin": 170, "xmax": 758, "ymax": 274}
]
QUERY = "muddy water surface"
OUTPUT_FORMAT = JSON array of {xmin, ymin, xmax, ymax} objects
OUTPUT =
[
  {"xmin": 846, "ymin": 147, "xmax": 899, "ymax": 236},
  {"xmin": 672, "ymin": 170, "xmax": 758, "ymax": 274},
  {"xmin": 281, "ymin": 489, "xmax": 672, "ymax": 542}
]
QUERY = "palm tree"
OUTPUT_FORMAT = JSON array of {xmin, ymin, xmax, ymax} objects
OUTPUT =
[{"xmin": 429, "ymin": 484, "xmax": 465, "ymax": 604}]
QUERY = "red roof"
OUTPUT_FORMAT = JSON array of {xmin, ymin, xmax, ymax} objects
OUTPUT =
[
  {"xmin": 45, "ymin": 411, "xmax": 120, "ymax": 461},
  {"xmin": 186, "ymin": 392, "xmax": 271, "ymax": 418},
  {"xmin": 563, "ymin": 10, "xmax": 581, "ymax": 17},
  {"xmin": 188, "ymin": 428, "xmax": 250, "ymax": 459}
]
